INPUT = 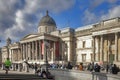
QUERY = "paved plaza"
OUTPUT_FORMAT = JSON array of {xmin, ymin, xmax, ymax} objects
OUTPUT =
[
  {"xmin": 0, "ymin": 69, "xmax": 54, "ymax": 80},
  {"xmin": 0, "ymin": 68, "xmax": 35, "ymax": 74},
  {"xmin": 0, "ymin": 68, "xmax": 120, "ymax": 80},
  {"xmin": 0, "ymin": 68, "xmax": 120, "ymax": 75}
]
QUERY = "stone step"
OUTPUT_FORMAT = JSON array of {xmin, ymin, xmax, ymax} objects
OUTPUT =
[{"xmin": 0, "ymin": 73, "xmax": 54, "ymax": 80}]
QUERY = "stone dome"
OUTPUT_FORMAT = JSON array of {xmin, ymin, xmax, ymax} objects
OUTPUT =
[{"xmin": 39, "ymin": 11, "xmax": 56, "ymax": 27}]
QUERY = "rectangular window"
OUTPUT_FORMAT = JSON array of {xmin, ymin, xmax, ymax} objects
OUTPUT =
[
  {"xmin": 91, "ymin": 53, "xmax": 93, "ymax": 61},
  {"xmin": 82, "ymin": 54, "xmax": 86, "ymax": 62},
  {"xmin": 83, "ymin": 41, "xmax": 85, "ymax": 48}
]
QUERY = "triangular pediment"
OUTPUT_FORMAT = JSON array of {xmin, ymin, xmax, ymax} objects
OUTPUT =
[{"xmin": 21, "ymin": 34, "xmax": 38, "ymax": 40}]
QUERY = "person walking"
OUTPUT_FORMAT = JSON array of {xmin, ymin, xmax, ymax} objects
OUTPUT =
[
  {"xmin": 34, "ymin": 63, "xmax": 38, "ymax": 74},
  {"xmin": 4, "ymin": 58, "xmax": 11, "ymax": 74},
  {"xmin": 66, "ymin": 62, "xmax": 73, "ymax": 69},
  {"xmin": 112, "ymin": 64, "xmax": 119, "ymax": 74},
  {"xmin": 87, "ymin": 63, "xmax": 93, "ymax": 72},
  {"xmin": 94, "ymin": 63, "xmax": 101, "ymax": 72},
  {"xmin": 106, "ymin": 64, "xmax": 109, "ymax": 73},
  {"xmin": 79, "ymin": 63, "xmax": 83, "ymax": 71}
]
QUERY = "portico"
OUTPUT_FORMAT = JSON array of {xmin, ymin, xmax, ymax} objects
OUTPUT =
[{"xmin": 20, "ymin": 33, "xmax": 60, "ymax": 64}]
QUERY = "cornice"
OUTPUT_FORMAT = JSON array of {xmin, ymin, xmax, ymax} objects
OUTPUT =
[
  {"xmin": 92, "ymin": 22, "xmax": 120, "ymax": 32},
  {"xmin": 75, "ymin": 29, "xmax": 92, "ymax": 37}
]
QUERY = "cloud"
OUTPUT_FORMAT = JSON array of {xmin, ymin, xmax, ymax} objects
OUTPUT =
[
  {"xmin": 0, "ymin": 0, "xmax": 75, "ymax": 46},
  {"xmin": 82, "ymin": 9, "xmax": 99, "ymax": 25},
  {"xmin": 89, "ymin": 0, "xmax": 104, "ymax": 10},
  {"xmin": 82, "ymin": 5, "xmax": 120, "ymax": 25},
  {"xmin": 101, "ymin": 5, "xmax": 120, "ymax": 20},
  {"xmin": 88, "ymin": 0, "xmax": 119, "ymax": 10},
  {"xmin": 0, "ymin": 0, "xmax": 22, "ymax": 37},
  {"xmin": 107, "ymin": 0, "xmax": 118, "ymax": 3}
]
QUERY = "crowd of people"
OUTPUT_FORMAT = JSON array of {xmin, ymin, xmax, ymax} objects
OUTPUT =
[
  {"xmin": 44, "ymin": 62, "xmax": 120, "ymax": 75},
  {"xmin": 2, "ymin": 58, "xmax": 120, "ymax": 75},
  {"xmin": 87, "ymin": 62, "xmax": 120, "ymax": 74},
  {"xmin": 28, "ymin": 61, "xmax": 120, "ymax": 75}
]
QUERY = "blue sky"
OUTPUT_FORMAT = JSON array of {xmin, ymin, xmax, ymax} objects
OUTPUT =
[{"xmin": 0, "ymin": 0, "xmax": 120, "ymax": 47}]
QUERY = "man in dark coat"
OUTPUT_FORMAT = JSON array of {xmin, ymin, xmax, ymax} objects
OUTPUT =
[
  {"xmin": 112, "ymin": 64, "xmax": 119, "ymax": 74},
  {"xmin": 94, "ymin": 63, "xmax": 101, "ymax": 72},
  {"xmin": 66, "ymin": 62, "xmax": 73, "ymax": 69}
]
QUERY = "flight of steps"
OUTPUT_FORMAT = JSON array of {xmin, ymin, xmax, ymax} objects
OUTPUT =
[{"xmin": 0, "ymin": 73, "xmax": 54, "ymax": 80}]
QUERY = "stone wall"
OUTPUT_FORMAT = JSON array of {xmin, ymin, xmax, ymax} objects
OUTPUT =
[{"xmin": 49, "ymin": 69, "xmax": 120, "ymax": 80}]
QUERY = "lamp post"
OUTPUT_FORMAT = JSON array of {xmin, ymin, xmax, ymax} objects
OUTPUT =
[
  {"xmin": 44, "ymin": 40, "xmax": 49, "ymax": 73},
  {"xmin": 45, "ymin": 46, "xmax": 48, "ymax": 73},
  {"xmin": 41, "ymin": 40, "xmax": 54, "ymax": 79}
]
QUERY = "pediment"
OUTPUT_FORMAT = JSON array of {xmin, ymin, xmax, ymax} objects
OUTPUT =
[{"xmin": 21, "ymin": 34, "xmax": 38, "ymax": 40}]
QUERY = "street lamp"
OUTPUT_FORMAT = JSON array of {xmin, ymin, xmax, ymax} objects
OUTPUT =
[
  {"xmin": 44, "ymin": 40, "xmax": 49, "ymax": 73},
  {"xmin": 39, "ymin": 40, "xmax": 54, "ymax": 79}
]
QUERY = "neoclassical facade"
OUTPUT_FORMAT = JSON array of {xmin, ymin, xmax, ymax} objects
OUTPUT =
[
  {"xmin": 1, "ymin": 11, "xmax": 120, "ymax": 66},
  {"xmin": 75, "ymin": 17, "xmax": 120, "ymax": 65},
  {"xmin": 1, "ymin": 11, "xmax": 74, "ymax": 66}
]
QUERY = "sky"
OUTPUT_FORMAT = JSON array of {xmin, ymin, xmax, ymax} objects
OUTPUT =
[{"xmin": 0, "ymin": 0, "xmax": 120, "ymax": 47}]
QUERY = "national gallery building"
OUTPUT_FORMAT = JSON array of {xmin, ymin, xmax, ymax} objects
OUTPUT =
[{"xmin": 1, "ymin": 11, "xmax": 120, "ymax": 67}]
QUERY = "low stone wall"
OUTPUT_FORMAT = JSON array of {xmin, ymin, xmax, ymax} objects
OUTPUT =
[{"xmin": 49, "ymin": 69, "xmax": 120, "ymax": 80}]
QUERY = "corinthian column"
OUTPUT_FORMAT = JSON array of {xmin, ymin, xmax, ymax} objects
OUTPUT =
[
  {"xmin": 98, "ymin": 36, "xmax": 100, "ymax": 61},
  {"xmin": 29, "ymin": 42, "xmax": 32, "ymax": 60},
  {"xmin": 26, "ymin": 43, "xmax": 28, "ymax": 60},
  {"xmin": 92, "ymin": 36, "xmax": 95, "ymax": 61},
  {"xmin": 100, "ymin": 35, "xmax": 103, "ymax": 61},
  {"xmin": 20, "ymin": 44, "xmax": 23, "ymax": 60},
  {"xmin": 115, "ymin": 33, "xmax": 118, "ymax": 61},
  {"xmin": 39, "ymin": 40, "xmax": 41, "ymax": 60},
  {"xmin": 35, "ymin": 41, "xmax": 38, "ymax": 60},
  {"xmin": 23, "ymin": 44, "xmax": 25, "ymax": 60},
  {"xmin": 32, "ymin": 41, "xmax": 34, "ymax": 60},
  {"xmin": 53, "ymin": 42, "xmax": 56, "ymax": 61}
]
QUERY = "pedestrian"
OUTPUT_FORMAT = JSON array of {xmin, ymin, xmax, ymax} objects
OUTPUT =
[
  {"xmin": 66, "ymin": 62, "xmax": 73, "ymax": 69},
  {"xmin": 111, "ymin": 64, "xmax": 119, "ymax": 74},
  {"xmin": 34, "ymin": 63, "xmax": 38, "ymax": 74},
  {"xmin": 94, "ymin": 63, "xmax": 101, "ymax": 72},
  {"xmin": 79, "ymin": 63, "xmax": 83, "ymax": 71},
  {"xmin": 109, "ymin": 63, "xmax": 113, "ymax": 73},
  {"xmin": 4, "ymin": 58, "xmax": 11, "ymax": 74},
  {"xmin": 106, "ymin": 64, "xmax": 109, "ymax": 73},
  {"xmin": 87, "ymin": 63, "xmax": 93, "ymax": 72}
]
